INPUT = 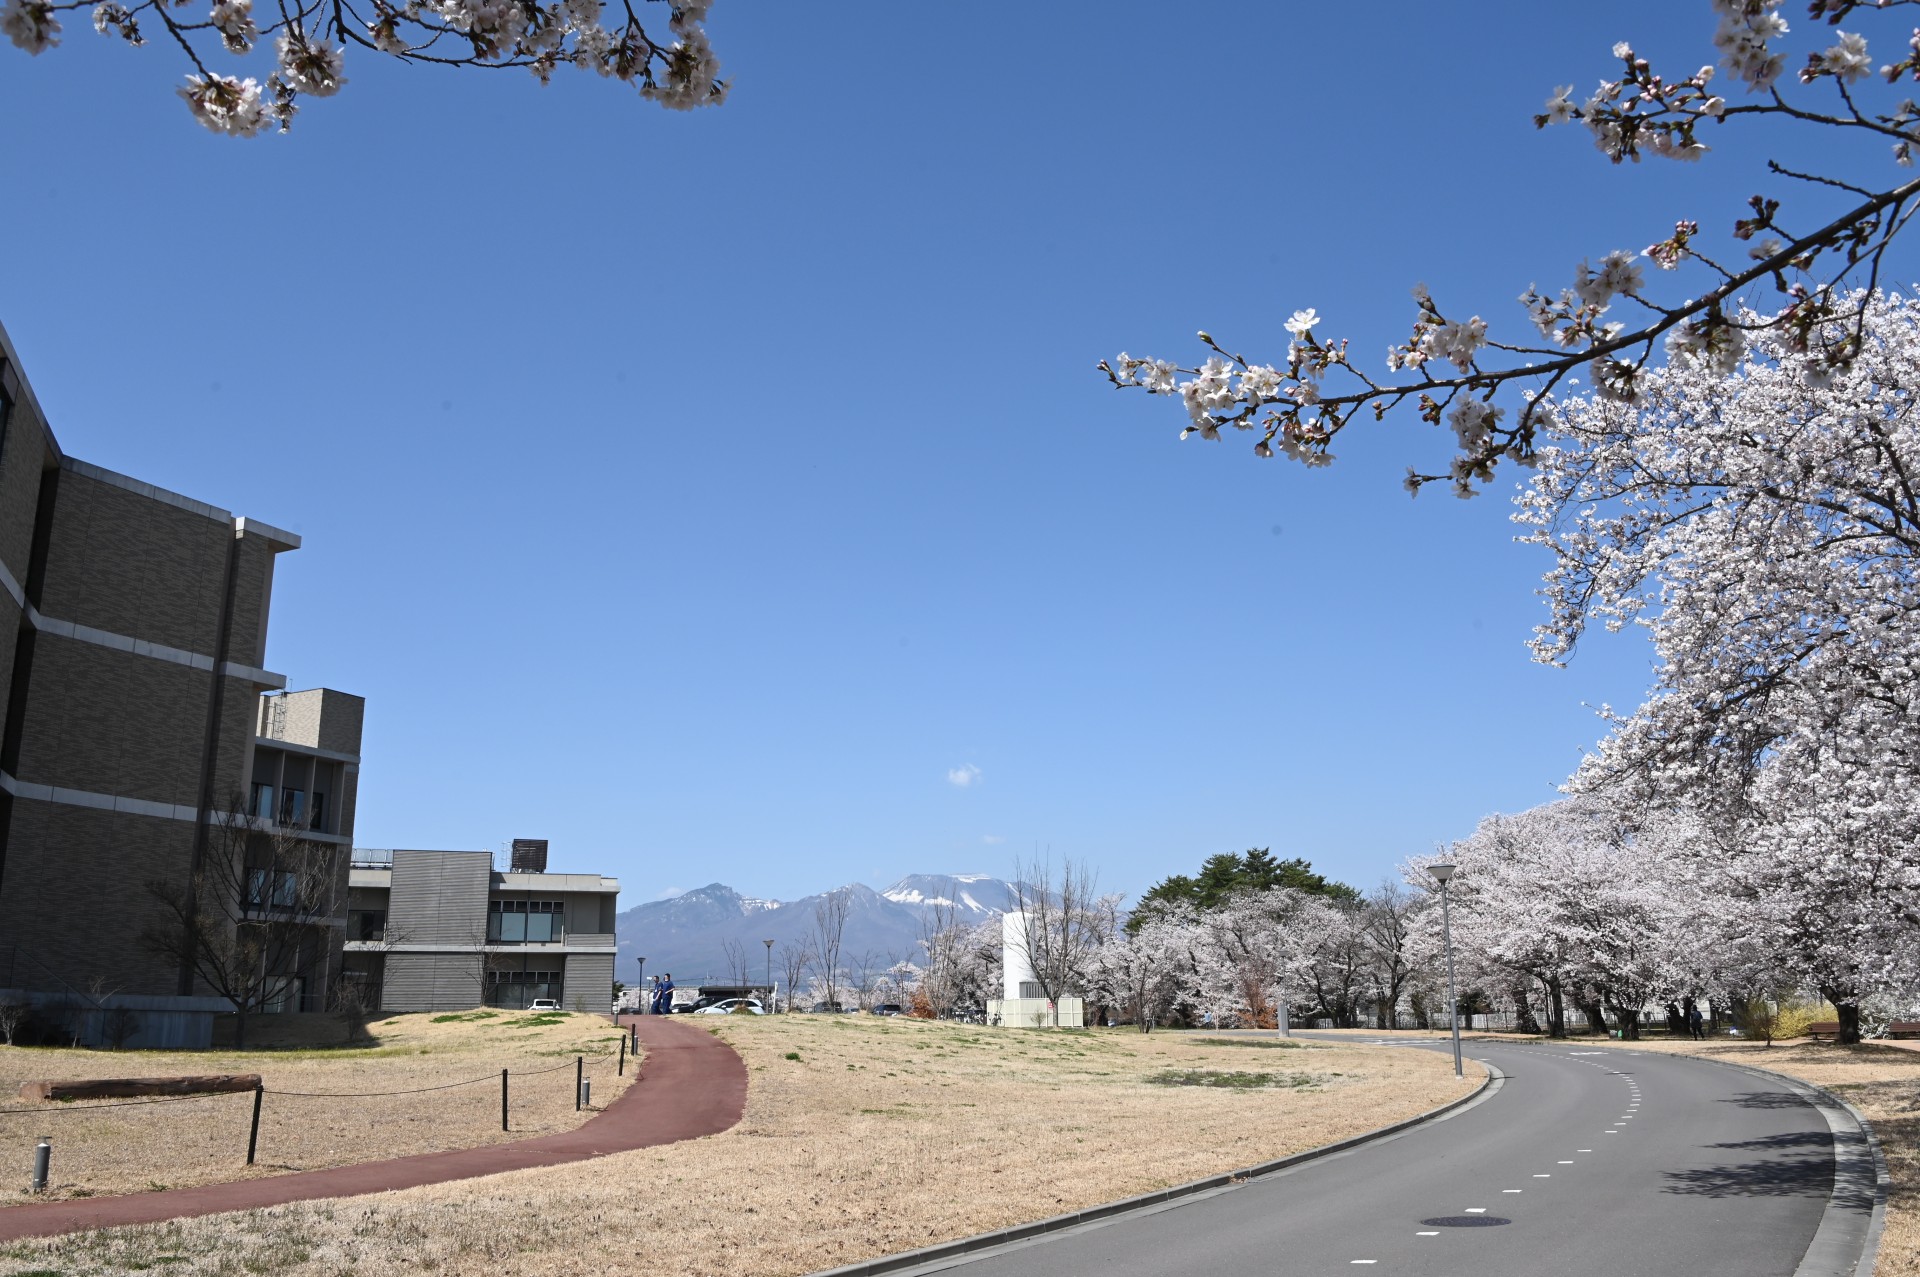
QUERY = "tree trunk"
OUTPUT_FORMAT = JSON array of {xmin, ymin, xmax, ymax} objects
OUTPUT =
[
  {"xmin": 1822, "ymin": 989, "xmax": 1862, "ymax": 1045},
  {"xmin": 1611, "ymin": 1004, "xmax": 1640, "ymax": 1040},
  {"xmin": 1546, "ymin": 976, "xmax": 1567, "ymax": 1039},
  {"xmin": 1512, "ymin": 983, "xmax": 1541, "ymax": 1035}
]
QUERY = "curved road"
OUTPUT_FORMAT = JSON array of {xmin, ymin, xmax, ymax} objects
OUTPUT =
[{"xmin": 883, "ymin": 1037, "xmax": 1871, "ymax": 1277}]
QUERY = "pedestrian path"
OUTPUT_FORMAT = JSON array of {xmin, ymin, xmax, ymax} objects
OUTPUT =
[{"xmin": 0, "ymin": 1014, "xmax": 743, "ymax": 1242}]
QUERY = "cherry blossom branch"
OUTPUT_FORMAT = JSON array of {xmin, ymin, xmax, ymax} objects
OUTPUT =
[
  {"xmin": 1102, "ymin": 3, "xmax": 1920, "ymax": 498},
  {"xmin": 2, "ymin": 0, "xmax": 725, "ymax": 133}
]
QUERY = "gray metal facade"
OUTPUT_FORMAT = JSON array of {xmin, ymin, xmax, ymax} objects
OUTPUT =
[
  {"xmin": 388, "ymin": 849, "xmax": 493, "ymax": 945},
  {"xmin": 381, "ymin": 952, "xmax": 486, "ymax": 1013}
]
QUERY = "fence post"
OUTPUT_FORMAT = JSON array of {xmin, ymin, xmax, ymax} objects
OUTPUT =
[
  {"xmin": 501, "ymin": 1068, "xmax": 509, "ymax": 1132},
  {"xmin": 619, "ymin": 1032, "xmax": 626, "ymax": 1076},
  {"xmin": 575, "ymin": 1055, "xmax": 583, "ymax": 1111},
  {"xmin": 30, "ymin": 1137, "xmax": 50, "ymax": 1192},
  {"xmin": 246, "ymin": 1086, "xmax": 263, "ymax": 1165}
]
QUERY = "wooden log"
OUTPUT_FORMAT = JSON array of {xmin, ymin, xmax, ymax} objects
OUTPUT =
[{"xmin": 19, "ymin": 1074, "xmax": 262, "ymax": 1101}]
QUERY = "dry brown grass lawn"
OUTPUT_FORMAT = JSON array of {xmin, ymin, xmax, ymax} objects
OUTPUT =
[
  {"xmin": 0, "ymin": 1009, "xmax": 631, "ymax": 1203},
  {"xmin": 1477, "ymin": 1033, "xmax": 1920, "ymax": 1277},
  {"xmin": 0, "ymin": 1017, "xmax": 1478, "ymax": 1277}
]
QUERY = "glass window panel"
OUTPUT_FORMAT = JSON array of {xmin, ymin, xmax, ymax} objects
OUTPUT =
[{"xmin": 499, "ymin": 912, "xmax": 526, "ymax": 942}]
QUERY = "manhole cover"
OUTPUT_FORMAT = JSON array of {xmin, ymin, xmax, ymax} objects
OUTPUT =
[{"xmin": 1421, "ymin": 1216, "xmax": 1511, "ymax": 1228}]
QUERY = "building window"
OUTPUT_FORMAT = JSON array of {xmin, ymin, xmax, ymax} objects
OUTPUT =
[
  {"xmin": 485, "ymin": 969, "xmax": 562, "ymax": 1007},
  {"xmin": 309, "ymin": 791, "xmax": 328, "ymax": 833},
  {"xmin": 348, "ymin": 909, "xmax": 386, "ymax": 942},
  {"xmin": 251, "ymin": 783, "xmax": 275, "ymax": 822},
  {"xmin": 247, "ymin": 869, "xmax": 299, "ymax": 909},
  {"xmin": 280, "ymin": 788, "xmax": 306, "ymax": 827},
  {"xmin": 486, "ymin": 899, "xmax": 564, "ymax": 943}
]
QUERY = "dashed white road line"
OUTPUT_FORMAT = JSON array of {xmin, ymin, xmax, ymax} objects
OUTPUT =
[{"xmin": 1416, "ymin": 1231, "xmax": 1439, "ymax": 1237}]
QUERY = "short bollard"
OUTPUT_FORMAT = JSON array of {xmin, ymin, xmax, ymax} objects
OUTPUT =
[
  {"xmin": 30, "ymin": 1137, "xmax": 50, "ymax": 1193},
  {"xmin": 574, "ymin": 1055, "xmax": 583, "ymax": 1111},
  {"xmin": 580, "ymin": 1077, "xmax": 592, "ymax": 1107},
  {"xmin": 246, "ymin": 1086, "xmax": 263, "ymax": 1165},
  {"xmin": 618, "ymin": 1032, "xmax": 626, "ymax": 1076},
  {"xmin": 501, "ymin": 1068, "xmax": 509, "ymax": 1132}
]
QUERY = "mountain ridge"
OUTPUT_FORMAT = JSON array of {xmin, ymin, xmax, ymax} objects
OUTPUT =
[{"xmin": 614, "ymin": 873, "xmax": 1014, "ymax": 987}]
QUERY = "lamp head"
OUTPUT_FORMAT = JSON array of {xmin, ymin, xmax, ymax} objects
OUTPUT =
[{"xmin": 1426, "ymin": 863, "xmax": 1457, "ymax": 884}]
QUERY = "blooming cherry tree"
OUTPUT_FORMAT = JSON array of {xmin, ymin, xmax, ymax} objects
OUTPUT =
[
  {"xmin": 1521, "ymin": 290, "xmax": 1920, "ymax": 1040},
  {"xmin": 1, "ymin": 0, "xmax": 722, "ymax": 134},
  {"xmin": 1104, "ymin": 2, "xmax": 1920, "ymax": 497}
]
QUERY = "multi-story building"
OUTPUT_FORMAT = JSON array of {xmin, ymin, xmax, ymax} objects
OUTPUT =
[
  {"xmin": 344, "ymin": 847, "xmax": 618, "ymax": 1014},
  {"xmin": 0, "ymin": 321, "xmax": 363, "ymax": 1046}
]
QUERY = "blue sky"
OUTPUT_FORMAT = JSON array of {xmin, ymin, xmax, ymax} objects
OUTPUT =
[{"xmin": 2, "ymin": 2, "xmax": 1895, "ymax": 903}]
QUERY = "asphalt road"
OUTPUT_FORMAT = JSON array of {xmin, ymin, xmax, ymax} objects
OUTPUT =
[{"xmin": 899, "ymin": 1037, "xmax": 1844, "ymax": 1277}]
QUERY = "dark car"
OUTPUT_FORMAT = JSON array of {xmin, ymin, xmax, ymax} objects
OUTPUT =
[
  {"xmin": 869, "ymin": 1003, "xmax": 904, "ymax": 1017},
  {"xmin": 807, "ymin": 1001, "xmax": 845, "ymax": 1014}
]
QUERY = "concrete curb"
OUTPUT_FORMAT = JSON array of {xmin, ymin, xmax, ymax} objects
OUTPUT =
[
  {"xmin": 1654, "ymin": 1053, "xmax": 1888, "ymax": 1277},
  {"xmin": 806, "ymin": 1060, "xmax": 1500, "ymax": 1277}
]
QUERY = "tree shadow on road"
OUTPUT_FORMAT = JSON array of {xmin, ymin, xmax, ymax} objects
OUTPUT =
[
  {"xmin": 1662, "ymin": 1153, "xmax": 1834, "ymax": 1201},
  {"xmin": 1719, "ymin": 1090, "xmax": 1810, "ymax": 1111},
  {"xmin": 1706, "ymin": 1131, "xmax": 1829, "ymax": 1152}
]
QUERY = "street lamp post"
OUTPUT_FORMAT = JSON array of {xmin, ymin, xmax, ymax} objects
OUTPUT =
[
  {"xmin": 763, "ymin": 939, "xmax": 774, "ymax": 1013},
  {"xmin": 636, "ymin": 956, "xmax": 646, "ymax": 1014},
  {"xmin": 1426, "ymin": 863, "xmax": 1463, "ymax": 1079},
  {"xmin": 1275, "ymin": 933, "xmax": 1290, "ymax": 1039}
]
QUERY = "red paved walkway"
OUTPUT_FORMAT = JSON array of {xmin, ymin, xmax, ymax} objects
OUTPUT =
[{"xmin": 0, "ymin": 1014, "xmax": 744, "ymax": 1242}]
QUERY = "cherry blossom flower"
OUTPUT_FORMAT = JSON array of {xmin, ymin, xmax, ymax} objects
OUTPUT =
[
  {"xmin": 275, "ymin": 28, "xmax": 343, "ymax": 96},
  {"xmin": 1, "ymin": 0, "xmax": 58, "ymax": 52},
  {"xmin": 177, "ymin": 71, "xmax": 267, "ymax": 135}
]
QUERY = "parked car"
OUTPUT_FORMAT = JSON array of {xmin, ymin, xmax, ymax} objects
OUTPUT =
[
  {"xmin": 527, "ymin": 998, "xmax": 561, "ymax": 1012},
  {"xmin": 807, "ymin": 1001, "xmax": 845, "ymax": 1014},
  {"xmin": 869, "ymin": 1003, "xmax": 904, "ymax": 1017},
  {"xmin": 695, "ymin": 997, "xmax": 765, "ymax": 1015}
]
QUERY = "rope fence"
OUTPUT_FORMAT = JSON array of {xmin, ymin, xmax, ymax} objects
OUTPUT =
[{"xmin": 5, "ymin": 1040, "xmax": 631, "ymax": 1184}]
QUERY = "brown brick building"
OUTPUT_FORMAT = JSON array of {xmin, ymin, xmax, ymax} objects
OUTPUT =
[{"xmin": 0, "ymin": 322, "xmax": 363, "ymax": 1046}]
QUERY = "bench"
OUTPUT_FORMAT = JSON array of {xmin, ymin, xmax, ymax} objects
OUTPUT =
[{"xmin": 1805, "ymin": 1020, "xmax": 1920, "ymax": 1041}]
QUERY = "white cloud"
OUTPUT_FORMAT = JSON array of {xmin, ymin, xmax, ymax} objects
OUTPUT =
[
  {"xmin": 946, "ymin": 763, "xmax": 982, "ymax": 788},
  {"xmin": 982, "ymin": 834, "xmax": 1006, "ymax": 845}
]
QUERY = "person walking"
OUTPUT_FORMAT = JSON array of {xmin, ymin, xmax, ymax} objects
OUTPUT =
[
  {"xmin": 659, "ymin": 973, "xmax": 676, "ymax": 1014},
  {"xmin": 1686, "ymin": 999, "xmax": 1706, "ymax": 1041}
]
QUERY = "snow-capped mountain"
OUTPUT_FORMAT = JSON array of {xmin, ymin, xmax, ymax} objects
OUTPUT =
[
  {"xmin": 879, "ymin": 873, "xmax": 1012, "ymax": 917},
  {"xmin": 614, "ymin": 874, "xmax": 1016, "ymax": 988}
]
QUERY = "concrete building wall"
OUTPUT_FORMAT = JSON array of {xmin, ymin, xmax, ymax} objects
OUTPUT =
[
  {"xmin": 0, "ymin": 803, "xmax": 199, "ymax": 997},
  {"xmin": 34, "ymin": 465, "xmax": 236, "ymax": 655},
  {"xmin": 261, "ymin": 689, "xmax": 364, "ymax": 757},
  {"xmin": 0, "ymin": 322, "xmax": 361, "ymax": 1033}
]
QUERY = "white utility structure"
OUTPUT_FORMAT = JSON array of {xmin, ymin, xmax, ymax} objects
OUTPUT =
[{"xmin": 986, "ymin": 911, "xmax": 1084, "ymax": 1027}]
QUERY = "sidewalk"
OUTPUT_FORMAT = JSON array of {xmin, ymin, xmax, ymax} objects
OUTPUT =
[{"xmin": 0, "ymin": 1014, "xmax": 744, "ymax": 1242}]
